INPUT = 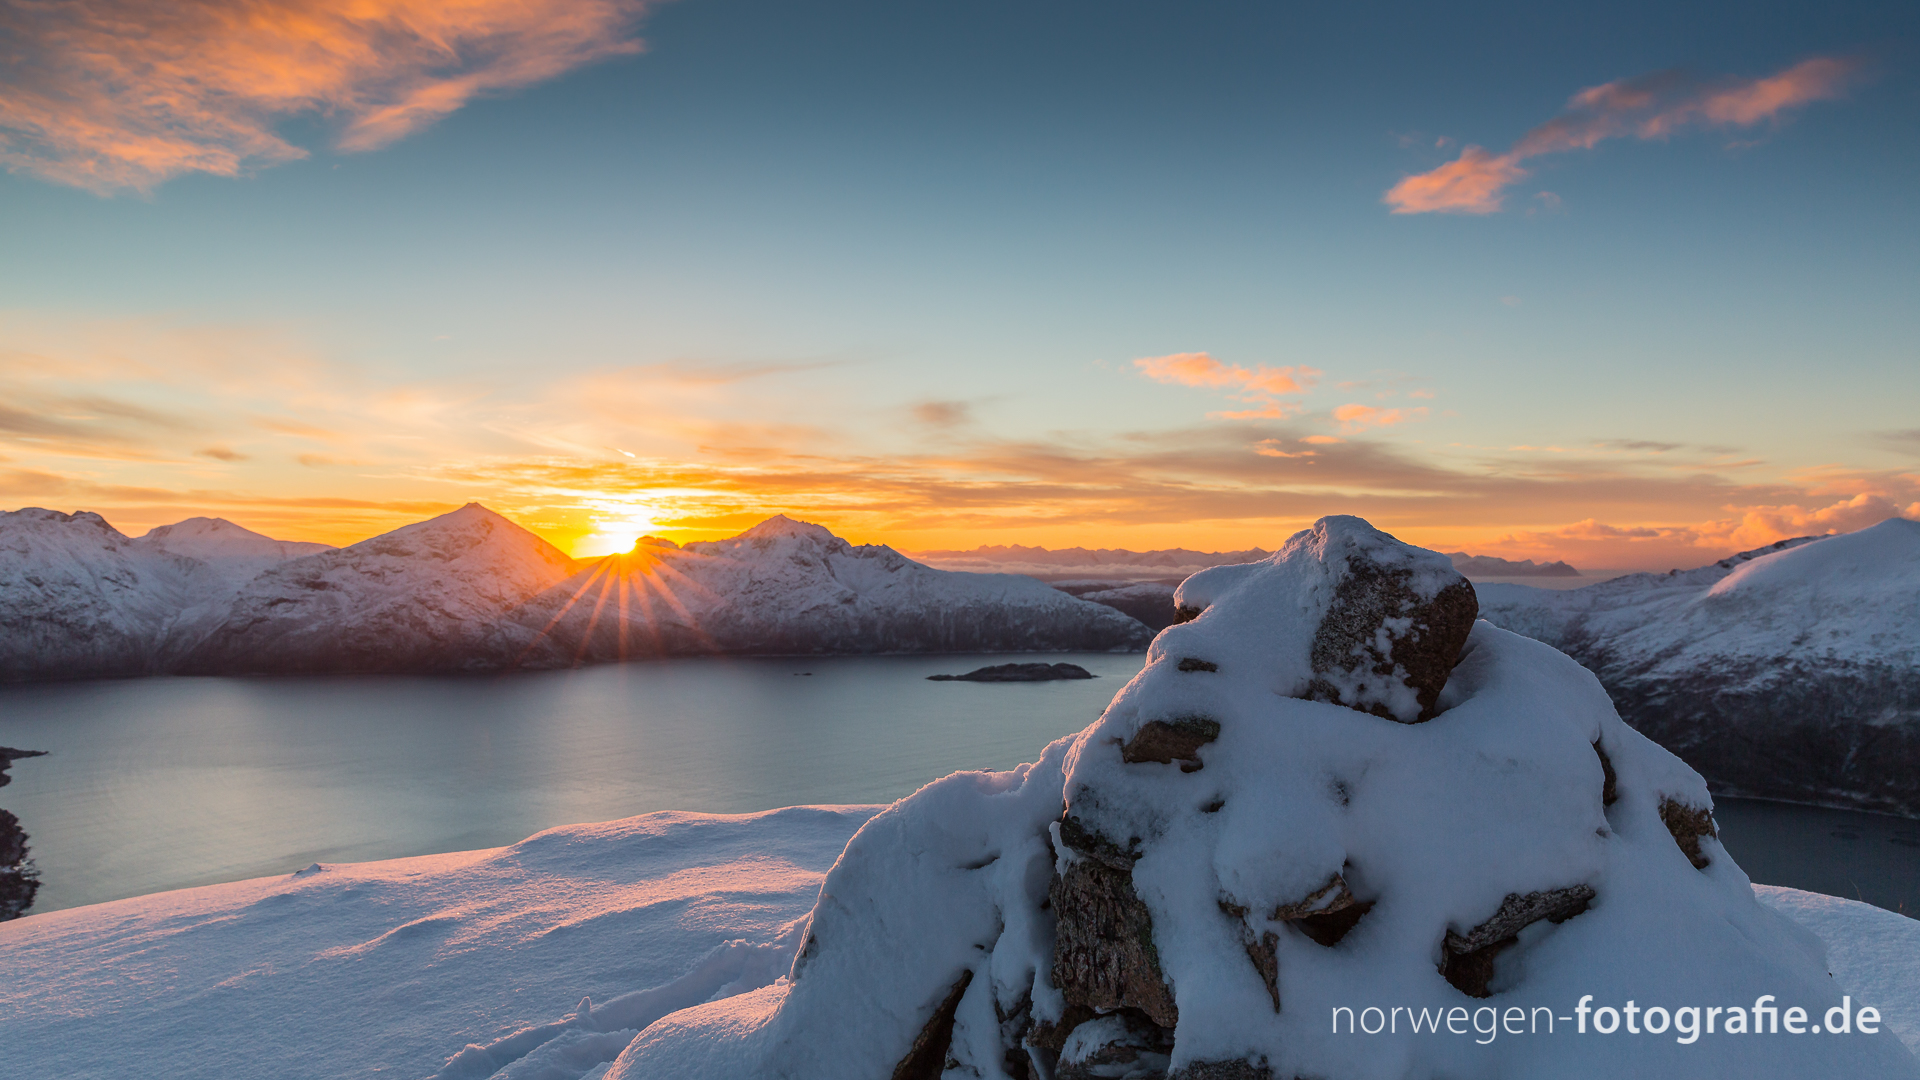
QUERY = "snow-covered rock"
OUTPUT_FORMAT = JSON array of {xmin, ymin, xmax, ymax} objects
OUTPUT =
[
  {"xmin": 506, "ymin": 516, "xmax": 1153, "ymax": 664},
  {"xmin": 179, "ymin": 503, "xmax": 578, "ymax": 674},
  {"xmin": 611, "ymin": 516, "xmax": 1919, "ymax": 1079},
  {"xmin": 1478, "ymin": 519, "xmax": 1920, "ymax": 815}
]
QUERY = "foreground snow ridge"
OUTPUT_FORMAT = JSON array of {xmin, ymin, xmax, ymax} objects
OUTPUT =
[{"xmin": 615, "ymin": 516, "xmax": 1916, "ymax": 1079}]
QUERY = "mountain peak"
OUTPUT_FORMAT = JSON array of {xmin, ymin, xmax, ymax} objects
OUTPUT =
[{"xmin": 734, "ymin": 514, "xmax": 839, "ymax": 543}]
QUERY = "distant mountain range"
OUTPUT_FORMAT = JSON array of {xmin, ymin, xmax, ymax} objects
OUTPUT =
[
  {"xmin": 906, "ymin": 542, "xmax": 1582, "ymax": 580},
  {"xmin": 0, "ymin": 507, "xmax": 1150, "ymax": 682},
  {"xmin": 1479, "ymin": 519, "xmax": 1920, "ymax": 816}
]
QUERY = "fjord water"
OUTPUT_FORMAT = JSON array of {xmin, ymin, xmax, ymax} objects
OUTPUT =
[{"xmin": 1, "ymin": 655, "xmax": 1914, "ymax": 916}]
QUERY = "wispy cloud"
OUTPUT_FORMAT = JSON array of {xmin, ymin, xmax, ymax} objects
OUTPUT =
[
  {"xmin": 1133, "ymin": 353, "xmax": 1321, "ymax": 420},
  {"xmin": 1385, "ymin": 57, "xmax": 1865, "ymax": 215},
  {"xmin": 0, "ymin": 0, "xmax": 657, "ymax": 193},
  {"xmin": 1332, "ymin": 404, "xmax": 1427, "ymax": 432}
]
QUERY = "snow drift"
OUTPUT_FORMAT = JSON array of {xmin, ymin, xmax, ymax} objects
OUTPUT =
[
  {"xmin": 1478, "ymin": 518, "xmax": 1920, "ymax": 816},
  {"xmin": 610, "ymin": 516, "xmax": 1918, "ymax": 1079}
]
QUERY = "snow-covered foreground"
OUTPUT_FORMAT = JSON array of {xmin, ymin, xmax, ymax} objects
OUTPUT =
[
  {"xmin": 0, "ymin": 806, "xmax": 881, "ymax": 1080},
  {"xmin": 0, "ymin": 807, "xmax": 1913, "ymax": 1080}
]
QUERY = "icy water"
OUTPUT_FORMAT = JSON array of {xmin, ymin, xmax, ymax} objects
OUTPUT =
[{"xmin": 0, "ymin": 654, "xmax": 1915, "ymax": 917}]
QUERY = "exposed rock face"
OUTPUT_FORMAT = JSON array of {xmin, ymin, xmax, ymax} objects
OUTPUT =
[
  {"xmin": 1477, "ymin": 519, "xmax": 1920, "ymax": 815},
  {"xmin": 1304, "ymin": 563, "xmax": 1477, "ymax": 723},
  {"xmin": 928, "ymin": 662, "xmax": 1095, "ymax": 682},
  {"xmin": 610, "ymin": 515, "xmax": 1920, "ymax": 1080},
  {"xmin": 891, "ymin": 971, "xmax": 972, "ymax": 1080},
  {"xmin": 1119, "ymin": 717, "xmax": 1220, "ymax": 771},
  {"xmin": 1659, "ymin": 797, "xmax": 1717, "ymax": 869},
  {"xmin": 1439, "ymin": 885, "xmax": 1597, "ymax": 997},
  {"xmin": 1049, "ymin": 817, "xmax": 1179, "ymax": 1032}
]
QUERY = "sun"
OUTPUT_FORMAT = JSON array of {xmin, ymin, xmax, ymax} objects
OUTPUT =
[{"xmin": 572, "ymin": 511, "xmax": 659, "ymax": 558}]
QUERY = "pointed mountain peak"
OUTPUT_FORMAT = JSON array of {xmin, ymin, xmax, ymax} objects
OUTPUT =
[{"xmin": 736, "ymin": 514, "xmax": 837, "ymax": 542}]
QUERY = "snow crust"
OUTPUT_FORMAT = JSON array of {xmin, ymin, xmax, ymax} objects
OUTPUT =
[
  {"xmin": 0, "ymin": 806, "xmax": 879, "ymax": 1080},
  {"xmin": 0, "ymin": 806, "xmax": 1914, "ymax": 1079}
]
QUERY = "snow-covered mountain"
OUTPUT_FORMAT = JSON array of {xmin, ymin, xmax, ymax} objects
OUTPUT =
[
  {"xmin": 178, "ymin": 504, "xmax": 578, "ymax": 675},
  {"xmin": 133, "ymin": 517, "xmax": 333, "ymax": 591},
  {"xmin": 0, "ymin": 509, "xmax": 201, "ymax": 681},
  {"xmin": 1, "ymin": 506, "xmax": 1152, "ymax": 680},
  {"xmin": 1479, "ymin": 518, "xmax": 1920, "ymax": 815},
  {"xmin": 506, "ymin": 515, "xmax": 1152, "ymax": 664}
]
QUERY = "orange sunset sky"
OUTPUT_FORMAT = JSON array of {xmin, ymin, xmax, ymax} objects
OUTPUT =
[{"xmin": 2, "ymin": 0, "xmax": 1915, "ymax": 568}]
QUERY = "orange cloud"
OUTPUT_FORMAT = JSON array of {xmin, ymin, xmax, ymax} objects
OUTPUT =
[
  {"xmin": 1332, "ymin": 404, "xmax": 1427, "ymax": 431},
  {"xmin": 0, "ymin": 0, "xmax": 656, "ymax": 193},
  {"xmin": 1386, "ymin": 57, "xmax": 1864, "ymax": 215},
  {"xmin": 1134, "ymin": 353, "xmax": 1321, "ymax": 420},
  {"xmin": 1383, "ymin": 147, "xmax": 1529, "ymax": 215}
]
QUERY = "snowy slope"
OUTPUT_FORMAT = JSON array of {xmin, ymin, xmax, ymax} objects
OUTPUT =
[
  {"xmin": 0, "ymin": 808, "xmax": 1911, "ymax": 1080},
  {"xmin": 506, "ymin": 516, "xmax": 1153, "ymax": 664},
  {"xmin": 0, "ymin": 806, "xmax": 880, "ymax": 1080},
  {"xmin": 0, "ymin": 509, "xmax": 196, "ymax": 681},
  {"xmin": 133, "ymin": 516, "xmax": 334, "ymax": 590},
  {"xmin": 179, "ymin": 504, "xmax": 579, "ymax": 675},
  {"xmin": 1479, "ymin": 519, "xmax": 1920, "ymax": 814}
]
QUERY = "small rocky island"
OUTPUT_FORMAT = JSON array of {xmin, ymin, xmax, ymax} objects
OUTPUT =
[{"xmin": 927, "ymin": 662, "xmax": 1096, "ymax": 682}]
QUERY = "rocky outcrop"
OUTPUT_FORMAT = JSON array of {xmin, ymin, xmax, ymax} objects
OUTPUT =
[
  {"xmin": 610, "ymin": 515, "xmax": 1920, "ymax": 1080},
  {"xmin": 0, "ymin": 748, "xmax": 44, "ymax": 921}
]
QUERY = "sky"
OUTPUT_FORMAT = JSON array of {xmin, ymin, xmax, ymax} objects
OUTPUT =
[{"xmin": 1, "ymin": 0, "xmax": 1916, "ymax": 567}]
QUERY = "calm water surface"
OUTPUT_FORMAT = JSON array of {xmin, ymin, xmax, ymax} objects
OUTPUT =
[{"xmin": 0, "ymin": 654, "xmax": 1914, "ymax": 917}]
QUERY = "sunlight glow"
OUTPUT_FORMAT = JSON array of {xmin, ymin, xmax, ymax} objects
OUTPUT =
[{"xmin": 571, "ymin": 507, "xmax": 659, "ymax": 558}]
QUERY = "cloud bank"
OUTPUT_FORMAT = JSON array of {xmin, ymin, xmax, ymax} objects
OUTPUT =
[
  {"xmin": 0, "ymin": 0, "xmax": 656, "ymax": 193},
  {"xmin": 1385, "ymin": 57, "xmax": 1863, "ymax": 215}
]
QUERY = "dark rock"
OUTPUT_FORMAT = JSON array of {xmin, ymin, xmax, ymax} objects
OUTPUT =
[
  {"xmin": 1174, "ymin": 604, "xmax": 1203, "ymax": 624},
  {"xmin": 1659, "ymin": 797, "xmax": 1716, "ymax": 870},
  {"xmin": 0, "ymin": 746, "xmax": 45, "ymax": 790},
  {"xmin": 891, "ymin": 969, "xmax": 973, "ymax": 1080},
  {"xmin": 1595, "ymin": 741, "xmax": 1618, "ymax": 807},
  {"xmin": 1440, "ymin": 885, "xmax": 1596, "ymax": 997},
  {"xmin": 1271, "ymin": 874, "xmax": 1371, "ymax": 947},
  {"xmin": 1051, "ymin": 819, "xmax": 1179, "ymax": 1031},
  {"xmin": 1167, "ymin": 1061, "xmax": 1274, "ymax": 1080},
  {"xmin": 1121, "ymin": 716, "xmax": 1221, "ymax": 772},
  {"xmin": 1176, "ymin": 657, "xmax": 1217, "ymax": 672},
  {"xmin": 1056, "ymin": 1012, "xmax": 1175, "ymax": 1080},
  {"xmin": 1305, "ymin": 560, "xmax": 1478, "ymax": 724},
  {"xmin": 928, "ymin": 663, "xmax": 1096, "ymax": 682},
  {"xmin": 0, "ymin": 808, "xmax": 39, "ymax": 921}
]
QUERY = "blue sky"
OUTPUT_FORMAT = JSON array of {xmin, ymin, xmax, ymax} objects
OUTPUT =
[{"xmin": 1, "ymin": 0, "xmax": 1915, "ymax": 563}]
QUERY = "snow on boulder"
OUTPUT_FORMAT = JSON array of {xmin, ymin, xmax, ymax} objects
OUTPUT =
[
  {"xmin": 609, "ymin": 516, "xmax": 1919, "ymax": 1079},
  {"xmin": 178, "ymin": 504, "xmax": 577, "ymax": 674},
  {"xmin": 1479, "ymin": 517, "xmax": 1920, "ymax": 815},
  {"xmin": 506, "ymin": 515, "xmax": 1153, "ymax": 664}
]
